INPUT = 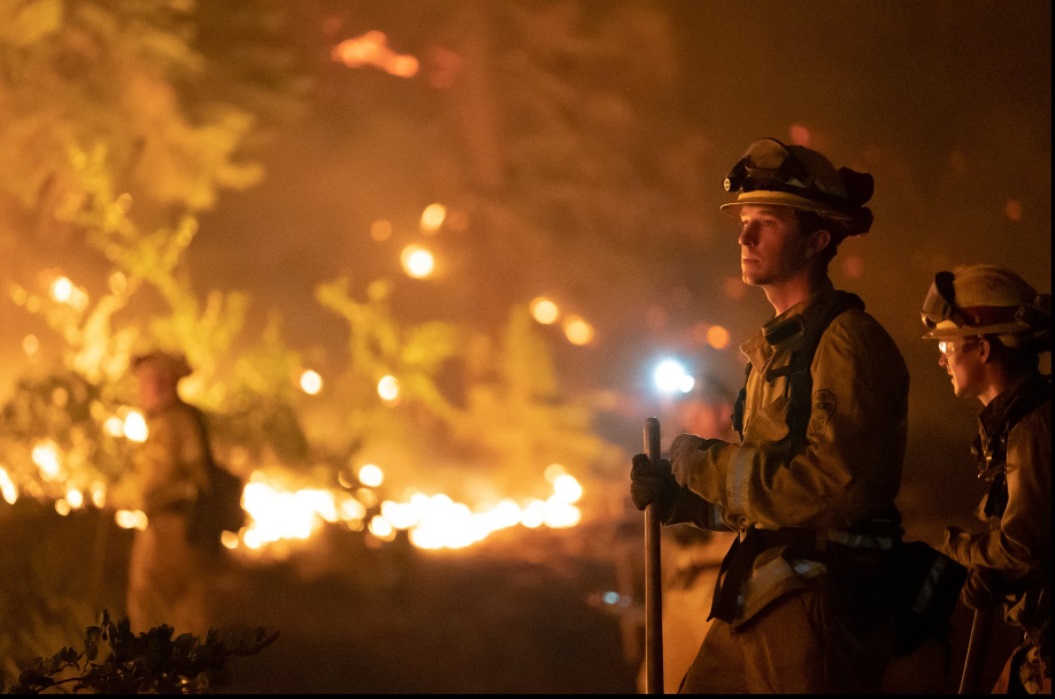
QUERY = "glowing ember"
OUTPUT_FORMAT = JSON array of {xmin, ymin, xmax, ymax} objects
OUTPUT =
[
  {"xmin": 706, "ymin": 325, "xmax": 730, "ymax": 350},
  {"xmin": 22, "ymin": 334, "xmax": 39, "ymax": 357},
  {"xmin": 420, "ymin": 203, "xmax": 447, "ymax": 233},
  {"xmin": 115, "ymin": 509, "xmax": 148, "ymax": 530},
  {"xmin": 32, "ymin": 440, "xmax": 63, "ymax": 481},
  {"xmin": 0, "ymin": 468, "xmax": 18, "ymax": 504},
  {"xmin": 331, "ymin": 30, "xmax": 419, "ymax": 78},
  {"xmin": 562, "ymin": 315, "xmax": 594, "ymax": 345},
  {"xmin": 358, "ymin": 463, "xmax": 384, "ymax": 487},
  {"xmin": 400, "ymin": 245, "xmax": 435, "ymax": 278},
  {"xmin": 50, "ymin": 277, "xmax": 73, "ymax": 303},
  {"xmin": 299, "ymin": 369, "xmax": 323, "ymax": 395},
  {"xmin": 123, "ymin": 411, "xmax": 148, "ymax": 442},
  {"xmin": 530, "ymin": 297, "xmax": 559, "ymax": 325},
  {"xmin": 377, "ymin": 375, "xmax": 400, "ymax": 402}
]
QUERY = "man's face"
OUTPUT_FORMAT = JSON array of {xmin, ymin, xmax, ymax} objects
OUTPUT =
[
  {"xmin": 937, "ymin": 337, "xmax": 984, "ymax": 399},
  {"xmin": 737, "ymin": 205, "xmax": 811, "ymax": 286},
  {"xmin": 134, "ymin": 364, "xmax": 177, "ymax": 413}
]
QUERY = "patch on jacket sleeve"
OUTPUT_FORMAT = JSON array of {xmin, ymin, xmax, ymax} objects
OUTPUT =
[{"xmin": 808, "ymin": 389, "xmax": 837, "ymax": 436}]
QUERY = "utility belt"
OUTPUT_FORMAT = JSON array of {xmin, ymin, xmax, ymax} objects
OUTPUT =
[
  {"xmin": 710, "ymin": 523, "xmax": 966, "ymax": 657},
  {"xmin": 734, "ymin": 523, "xmax": 899, "ymax": 553},
  {"xmin": 710, "ymin": 523, "xmax": 899, "ymax": 623}
]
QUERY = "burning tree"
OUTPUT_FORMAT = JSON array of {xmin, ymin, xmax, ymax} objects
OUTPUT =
[{"xmin": 0, "ymin": 0, "xmax": 658, "ymax": 679}]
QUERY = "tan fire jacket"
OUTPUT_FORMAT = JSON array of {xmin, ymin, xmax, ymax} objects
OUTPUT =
[
  {"xmin": 942, "ymin": 373, "xmax": 1051, "ymax": 652},
  {"xmin": 133, "ymin": 401, "xmax": 211, "ymax": 517},
  {"xmin": 668, "ymin": 285, "xmax": 909, "ymax": 626}
]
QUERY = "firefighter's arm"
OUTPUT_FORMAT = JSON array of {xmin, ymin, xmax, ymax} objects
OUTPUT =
[
  {"xmin": 673, "ymin": 314, "xmax": 907, "ymax": 529},
  {"xmin": 947, "ymin": 409, "xmax": 1050, "ymax": 582}
]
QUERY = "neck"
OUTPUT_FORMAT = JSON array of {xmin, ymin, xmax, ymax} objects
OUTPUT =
[
  {"xmin": 977, "ymin": 366, "xmax": 1032, "ymax": 407},
  {"xmin": 764, "ymin": 274, "xmax": 832, "ymax": 316}
]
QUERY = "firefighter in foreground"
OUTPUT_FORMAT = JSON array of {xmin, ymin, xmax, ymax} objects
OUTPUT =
[
  {"xmin": 122, "ymin": 350, "xmax": 216, "ymax": 637},
  {"xmin": 630, "ymin": 137, "xmax": 911, "ymax": 692},
  {"xmin": 920, "ymin": 265, "xmax": 1051, "ymax": 694}
]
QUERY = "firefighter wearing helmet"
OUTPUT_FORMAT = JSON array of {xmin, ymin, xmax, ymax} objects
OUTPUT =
[
  {"xmin": 629, "ymin": 137, "xmax": 917, "ymax": 692},
  {"xmin": 921, "ymin": 265, "xmax": 1051, "ymax": 693},
  {"xmin": 120, "ymin": 350, "xmax": 218, "ymax": 638}
]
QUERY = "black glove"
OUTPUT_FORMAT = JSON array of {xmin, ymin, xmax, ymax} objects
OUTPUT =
[{"xmin": 630, "ymin": 453, "xmax": 679, "ymax": 516}]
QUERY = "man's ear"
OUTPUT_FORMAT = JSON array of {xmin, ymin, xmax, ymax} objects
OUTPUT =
[
  {"xmin": 807, "ymin": 227, "xmax": 831, "ymax": 258},
  {"xmin": 977, "ymin": 337, "xmax": 993, "ymax": 363}
]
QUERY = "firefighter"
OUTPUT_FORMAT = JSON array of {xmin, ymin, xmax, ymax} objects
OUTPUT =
[
  {"xmin": 630, "ymin": 137, "xmax": 911, "ymax": 692},
  {"xmin": 920, "ymin": 264, "xmax": 1051, "ymax": 693},
  {"xmin": 123, "ymin": 350, "xmax": 215, "ymax": 637}
]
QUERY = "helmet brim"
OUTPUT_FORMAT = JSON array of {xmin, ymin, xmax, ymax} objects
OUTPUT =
[
  {"xmin": 921, "ymin": 318, "xmax": 1047, "ymax": 340},
  {"xmin": 720, "ymin": 190, "xmax": 857, "ymax": 221}
]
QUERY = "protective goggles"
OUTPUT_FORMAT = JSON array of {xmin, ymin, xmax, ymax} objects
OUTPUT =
[
  {"xmin": 723, "ymin": 139, "xmax": 819, "ymax": 198},
  {"xmin": 920, "ymin": 271, "xmax": 967, "ymax": 329}
]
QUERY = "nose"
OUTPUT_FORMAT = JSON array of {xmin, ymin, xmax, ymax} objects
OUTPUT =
[
  {"xmin": 938, "ymin": 353, "xmax": 948, "ymax": 369},
  {"xmin": 738, "ymin": 221, "xmax": 758, "ymax": 247}
]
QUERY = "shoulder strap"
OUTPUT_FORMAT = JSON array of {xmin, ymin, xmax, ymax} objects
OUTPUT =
[
  {"xmin": 731, "ymin": 292, "xmax": 865, "ymax": 455},
  {"xmin": 977, "ymin": 373, "xmax": 1051, "ymax": 518}
]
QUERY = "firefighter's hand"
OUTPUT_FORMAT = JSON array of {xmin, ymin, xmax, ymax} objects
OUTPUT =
[
  {"xmin": 962, "ymin": 567, "xmax": 1004, "ymax": 611},
  {"xmin": 630, "ymin": 453, "xmax": 677, "ymax": 513},
  {"xmin": 669, "ymin": 434, "xmax": 720, "ymax": 486}
]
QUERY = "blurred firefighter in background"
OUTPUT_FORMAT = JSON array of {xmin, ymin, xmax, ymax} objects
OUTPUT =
[
  {"xmin": 921, "ymin": 265, "xmax": 1051, "ymax": 694},
  {"xmin": 120, "ymin": 350, "xmax": 216, "ymax": 637},
  {"xmin": 630, "ymin": 137, "xmax": 915, "ymax": 692}
]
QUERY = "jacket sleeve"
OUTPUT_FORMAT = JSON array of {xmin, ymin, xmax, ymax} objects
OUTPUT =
[
  {"xmin": 943, "ymin": 406, "xmax": 1051, "ymax": 583},
  {"xmin": 677, "ymin": 312, "xmax": 909, "ymax": 530}
]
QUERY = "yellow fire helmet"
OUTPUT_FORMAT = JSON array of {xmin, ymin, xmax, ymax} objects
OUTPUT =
[
  {"xmin": 720, "ymin": 137, "xmax": 874, "ymax": 237},
  {"xmin": 920, "ymin": 264, "xmax": 1051, "ymax": 349}
]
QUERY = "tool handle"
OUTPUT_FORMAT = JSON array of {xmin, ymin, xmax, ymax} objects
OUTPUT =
[
  {"xmin": 958, "ymin": 606, "xmax": 994, "ymax": 694},
  {"xmin": 643, "ymin": 417, "xmax": 664, "ymax": 694}
]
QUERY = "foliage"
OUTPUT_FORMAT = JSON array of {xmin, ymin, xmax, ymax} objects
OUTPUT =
[{"xmin": 1, "ymin": 610, "xmax": 278, "ymax": 694}]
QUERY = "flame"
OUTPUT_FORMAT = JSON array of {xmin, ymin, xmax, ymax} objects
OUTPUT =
[
  {"xmin": 219, "ymin": 470, "xmax": 585, "ymax": 555},
  {"xmin": 332, "ymin": 31, "xmax": 419, "ymax": 78},
  {"xmin": 0, "ymin": 468, "xmax": 18, "ymax": 504},
  {"xmin": 32, "ymin": 440, "xmax": 63, "ymax": 481}
]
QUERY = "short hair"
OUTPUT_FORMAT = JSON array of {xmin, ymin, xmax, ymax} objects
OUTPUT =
[{"xmin": 794, "ymin": 210, "xmax": 841, "ymax": 268}]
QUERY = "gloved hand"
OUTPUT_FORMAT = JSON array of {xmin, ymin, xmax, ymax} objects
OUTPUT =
[
  {"xmin": 962, "ymin": 567, "xmax": 1004, "ymax": 611},
  {"xmin": 630, "ymin": 453, "xmax": 678, "ymax": 514},
  {"xmin": 669, "ymin": 434, "xmax": 720, "ymax": 486}
]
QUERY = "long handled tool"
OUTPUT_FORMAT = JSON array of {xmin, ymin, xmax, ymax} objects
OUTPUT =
[
  {"xmin": 643, "ymin": 417, "xmax": 664, "ymax": 694},
  {"xmin": 958, "ymin": 606, "xmax": 994, "ymax": 694}
]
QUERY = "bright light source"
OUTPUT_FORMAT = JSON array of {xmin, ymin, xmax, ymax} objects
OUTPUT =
[
  {"xmin": 530, "ymin": 297, "xmax": 559, "ymax": 324},
  {"xmin": 420, "ymin": 203, "xmax": 447, "ymax": 233},
  {"xmin": 358, "ymin": 463, "xmax": 384, "ymax": 487},
  {"xmin": 50, "ymin": 277, "xmax": 73, "ymax": 302},
  {"xmin": 400, "ymin": 245, "xmax": 435, "ymax": 278},
  {"xmin": 124, "ymin": 411, "xmax": 148, "ymax": 442},
  {"xmin": 299, "ymin": 369, "xmax": 323, "ymax": 395},
  {"xmin": 377, "ymin": 375, "xmax": 400, "ymax": 402},
  {"xmin": 563, "ymin": 315, "xmax": 594, "ymax": 345},
  {"xmin": 653, "ymin": 359, "xmax": 695, "ymax": 395}
]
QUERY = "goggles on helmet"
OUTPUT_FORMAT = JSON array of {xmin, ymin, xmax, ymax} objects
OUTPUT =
[
  {"xmin": 921, "ymin": 270, "xmax": 1051, "ymax": 335},
  {"xmin": 724, "ymin": 139, "xmax": 818, "ymax": 196},
  {"xmin": 920, "ymin": 271, "xmax": 968, "ymax": 329}
]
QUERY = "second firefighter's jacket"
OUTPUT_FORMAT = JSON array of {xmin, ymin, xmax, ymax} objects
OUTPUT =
[
  {"xmin": 942, "ymin": 372, "xmax": 1051, "ymax": 656},
  {"xmin": 667, "ymin": 285, "xmax": 910, "ymax": 627}
]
